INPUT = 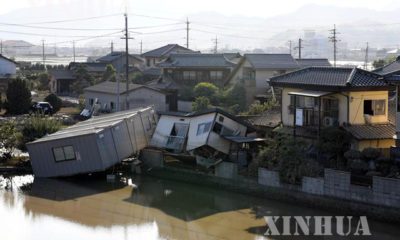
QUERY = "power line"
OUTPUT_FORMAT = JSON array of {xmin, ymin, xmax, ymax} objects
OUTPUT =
[
  {"xmin": 45, "ymin": 31, "xmax": 123, "ymax": 46},
  {"xmin": 0, "ymin": 29, "xmax": 122, "ymax": 38},
  {"xmin": 23, "ymin": 13, "xmax": 122, "ymax": 25},
  {"xmin": 0, "ymin": 22, "xmax": 122, "ymax": 31},
  {"xmin": 130, "ymin": 28, "xmax": 185, "ymax": 35},
  {"xmin": 128, "ymin": 13, "xmax": 183, "ymax": 22}
]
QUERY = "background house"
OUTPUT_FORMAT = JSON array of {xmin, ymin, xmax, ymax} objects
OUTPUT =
[
  {"xmin": 96, "ymin": 51, "xmax": 143, "ymax": 74},
  {"xmin": 0, "ymin": 54, "xmax": 17, "ymax": 95},
  {"xmin": 49, "ymin": 69, "xmax": 76, "ymax": 96},
  {"xmin": 141, "ymin": 44, "xmax": 197, "ymax": 68},
  {"xmin": 270, "ymin": 66, "xmax": 394, "ymax": 154},
  {"xmin": 224, "ymin": 54, "xmax": 299, "ymax": 105},
  {"xmin": 84, "ymin": 81, "xmax": 171, "ymax": 112}
]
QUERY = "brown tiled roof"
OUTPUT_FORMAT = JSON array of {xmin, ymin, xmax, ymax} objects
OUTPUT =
[{"xmin": 343, "ymin": 124, "xmax": 395, "ymax": 140}]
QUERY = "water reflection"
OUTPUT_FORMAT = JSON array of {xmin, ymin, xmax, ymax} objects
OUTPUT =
[{"xmin": 0, "ymin": 175, "xmax": 399, "ymax": 240}]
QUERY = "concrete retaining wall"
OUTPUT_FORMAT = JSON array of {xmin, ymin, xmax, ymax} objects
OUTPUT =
[
  {"xmin": 258, "ymin": 168, "xmax": 280, "ymax": 187},
  {"xmin": 140, "ymin": 149, "xmax": 164, "ymax": 168},
  {"xmin": 373, "ymin": 176, "xmax": 400, "ymax": 207},
  {"xmin": 215, "ymin": 162, "xmax": 237, "ymax": 179}
]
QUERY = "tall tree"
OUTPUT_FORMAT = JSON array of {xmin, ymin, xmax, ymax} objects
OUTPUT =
[
  {"xmin": 101, "ymin": 64, "xmax": 117, "ymax": 82},
  {"xmin": 72, "ymin": 64, "xmax": 94, "ymax": 94},
  {"xmin": 5, "ymin": 78, "xmax": 32, "ymax": 114}
]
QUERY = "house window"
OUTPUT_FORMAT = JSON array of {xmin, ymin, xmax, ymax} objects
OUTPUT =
[
  {"xmin": 110, "ymin": 102, "xmax": 115, "ymax": 110},
  {"xmin": 52, "ymin": 146, "xmax": 76, "ymax": 162},
  {"xmin": 364, "ymin": 100, "xmax": 385, "ymax": 116},
  {"xmin": 219, "ymin": 116, "xmax": 224, "ymax": 122},
  {"xmin": 146, "ymin": 58, "xmax": 150, "ymax": 67},
  {"xmin": 89, "ymin": 98, "xmax": 94, "ymax": 106},
  {"xmin": 212, "ymin": 122, "xmax": 234, "ymax": 136},
  {"xmin": 210, "ymin": 71, "xmax": 223, "ymax": 81},
  {"xmin": 196, "ymin": 122, "xmax": 212, "ymax": 136},
  {"xmin": 183, "ymin": 71, "xmax": 196, "ymax": 81}
]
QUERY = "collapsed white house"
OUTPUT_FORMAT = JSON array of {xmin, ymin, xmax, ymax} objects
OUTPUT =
[
  {"xmin": 27, "ymin": 107, "xmax": 157, "ymax": 178},
  {"xmin": 150, "ymin": 108, "xmax": 262, "ymax": 159}
]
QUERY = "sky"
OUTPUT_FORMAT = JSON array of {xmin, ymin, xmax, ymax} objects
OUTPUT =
[{"xmin": 1, "ymin": 0, "xmax": 400, "ymax": 18}]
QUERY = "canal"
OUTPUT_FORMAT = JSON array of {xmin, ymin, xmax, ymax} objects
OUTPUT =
[{"xmin": 0, "ymin": 174, "xmax": 399, "ymax": 240}]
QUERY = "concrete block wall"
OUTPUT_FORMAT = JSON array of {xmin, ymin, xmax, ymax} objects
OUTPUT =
[
  {"xmin": 302, "ymin": 177, "xmax": 324, "ymax": 195},
  {"xmin": 324, "ymin": 168, "xmax": 350, "ymax": 198},
  {"xmin": 258, "ymin": 168, "xmax": 280, "ymax": 187},
  {"xmin": 215, "ymin": 162, "xmax": 237, "ymax": 179},
  {"xmin": 373, "ymin": 176, "xmax": 400, "ymax": 207},
  {"xmin": 140, "ymin": 148, "xmax": 164, "ymax": 168}
]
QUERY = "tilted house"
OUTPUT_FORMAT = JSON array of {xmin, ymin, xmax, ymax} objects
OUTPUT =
[
  {"xmin": 269, "ymin": 67, "xmax": 394, "ymax": 154},
  {"xmin": 141, "ymin": 44, "xmax": 197, "ymax": 68},
  {"xmin": 84, "ymin": 81, "xmax": 172, "ymax": 112},
  {"xmin": 224, "ymin": 54, "xmax": 299, "ymax": 105},
  {"xmin": 150, "ymin": 108, "xmax": 258, "ymax": 156},
  {"xmin": 27, "ymin": 107, "xmax": 157, "ymax": 177},
  {"xmin": 0, "ymin": 54, "xmax": 17, "ymax": 94}
]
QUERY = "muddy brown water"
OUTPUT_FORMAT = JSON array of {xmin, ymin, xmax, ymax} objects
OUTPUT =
[{"xmin": 0, "ymin": 174, "xmax": 399, "ymax": 240}]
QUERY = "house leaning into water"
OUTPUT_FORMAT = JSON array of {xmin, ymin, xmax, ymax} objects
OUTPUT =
[{"xmin": 27, "ymin": 107, "xmax": 157, "ymax": 178}]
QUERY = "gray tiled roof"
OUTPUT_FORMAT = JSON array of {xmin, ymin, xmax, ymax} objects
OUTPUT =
[
  {"xmin": 69, "ymin": 62, "xmax": 108, "ymax": 72},
  {"xmin": 158, "ymin": 54, "xmax": 236, "ymax": 68},
  {"xmin": 97, "ymin": 51, "xmax": 143, "ymax": 63},
  {"xmin": 84, "ymin": 81, "xmax": 162, "ymax": 95},
  {"xmin": 141, "ymin": 44, "xmax": 196, "ymax": 57},
  {"xmin": 146, "ymin": 75, "xmax": 178, "ymax": 90},
  {"xmin": 245, "ymin": 54, "xmax": 299, "ymax": 69},
  {"xmin": 0, "ymin": 54, "xmax": 18, "ymax": 64},
  {"xmin": 49, "ymin": 70, "xmax": 75, "ymax": 79},
  {"xmin": 373, "ymin": 57, "xmax": 400, "ymax": 75},
  {"xmin": 343, "ymin": 124, "xmax": 394, "ymax": 140},
  {"xmin": 141, "ymin": 67, "xmax": 161, "ymax": 76},
  {"xmin": 296, "ymin": 58, "xmax": 332, "ymax": 68},
  {"xmin": 270, "ymin": 67, "xmax": 387, "ymax": 88}
]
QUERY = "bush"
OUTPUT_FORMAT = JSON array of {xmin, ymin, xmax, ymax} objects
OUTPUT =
[
  {"xmin": 19, "ymin": 114, "xmax": 61, "ymax": 151},
  {"xmin": 242, "ymin": 99, "xmax": 279, "ymax": 115},
  {"xmin": 100, "ymin": 64, "xmax": 117, "ymax": 82},
  {"xmin": 78, "ymin": 94, "xmax": 86, "ymax": 111},
  {"xmin": 36, "ymin": 72, "xmax": 49, "ymax": 90},
  {"xmin": 223, "ymin": 83, "xmax": 246, "ymax": 113},
  {"xmin": 0, "ymin": 121, "xmax": 22, "ymax": 161},
  {"xmin": 361, "ymin": 147, "xmax": 381, "ymax": 162},
  {"xmin": 193, "ymin": 82, "xmax": 219, "ymax": 104},
  {"xmin": 5, "ymin": 78, "xmax": 32, "ymax": 114},
  {"xmin": 192, "ymin": 96, "xmax": 211, "ymax": 111},
  {"xmin": 318, "ymin": 127, "xmax": 352, "ymax": 169},
  {"xmin": 44, "ymin": 93, "xmax": 62, "ymax": 113}
]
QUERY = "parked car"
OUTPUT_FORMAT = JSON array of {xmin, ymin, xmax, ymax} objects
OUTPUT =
[{"xmin": 30, "ymin": 102, "xmax": 53, "ymax": 114}]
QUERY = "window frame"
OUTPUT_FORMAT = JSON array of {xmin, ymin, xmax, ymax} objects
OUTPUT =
[
  {"xmin": 363, "ymin": 99, "xmax": 386, "ymax": 116},
  {"xmin": 196, "ymin": 122, "xmax": 212, "ymax": 136},
  {"xmin": 52, "ymin": 145, "xmax": 76, "ymax": 162}
]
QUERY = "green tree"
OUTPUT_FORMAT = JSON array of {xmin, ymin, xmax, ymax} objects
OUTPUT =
[
  {"xmin": 0, "ymin": 121, "xmax": 22, "ymax": 161},
  {"xmin": 78, "ymin": 94, "xmax": 86, "ymax": 111},
  {"xmin": 318, "ymin": 127, "xmax": 352, "ymax": 169},
  {"xmin": 372, "ymin": 59, "xmax": 386, "ymax": 70},
  {"xmin": 193, "ymin": 82, "xmax": 219, "ymax": 104},
  {"xmin": 44, "ymin": 93, "xmax": 62, "ymax": 113},
  {"xmin": 223, "ymin": 83, "xmax": 246, "ymax": 113},
  {"xmin": 36, "ymin": 72, "xmax": 49, "ymax": 90},
  {"xmin": 5, "ymin": 78, "xmax": 32, "ymax": 114},
  {"xmin": 192, "ymin": 96, "xmax": 211, "ymax": 111},
  {"xmin": 72, "ymin": 64, "xmax": 94, "ymax": 94},
  {"xmin": 101, "ymin": 64, "xmax": 117, "ymax": 82}
]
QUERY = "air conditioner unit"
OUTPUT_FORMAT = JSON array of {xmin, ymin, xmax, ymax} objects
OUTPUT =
[{"xmin": 324, "ymin": 117, "xmax": 335, "ymax": 126}]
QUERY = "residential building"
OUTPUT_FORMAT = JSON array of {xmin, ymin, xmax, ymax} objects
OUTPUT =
[
  {"xmin": 373, "ymin": 56, "xmax": 400, "ymax": 75},
  {"xmin": 269, "ymin": 67, "xmax": 394, "ymax": 153},
  {"xmin": 158, "ymin": 53, "xmax": 236, "ymax": 88},
  {"xmin": 141, "ymin": 44, "xmax": 197, "ymax": 68},
  {"xmin": 27, "ymin": 107, "xmax": 157, "ymax": 178},
  {"xmin": 295, "ymin": 58, "xmax": 332, "ymax": 68},
  {"xmin": 0, "ymin": 54, "xmax": 17, "ymax": 94},
  {"xmin": 224, "ymin": 54, "xmax": 299, "ymax": 105},
  {"xmin": 68, "ymin": 62, "xmax": 108, "ymax": 78},
  {"xmin": 150, "ymin": 108, "xmax": 259, "ymax": 160},
  {"xmin": 49, "ymin": 69, "xmax": 76, "ymax": 96},
  {"xmin": 96, "ymin": 51, "xmax": 143, "ymax": 73},
  {"xmin": 84, "ymin": 81, "xmax": 172, "ymax": 112}
]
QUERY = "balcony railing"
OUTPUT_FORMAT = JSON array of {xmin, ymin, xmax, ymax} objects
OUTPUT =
[{"xmin": 289, "ymin": 106, "xmax": 339, "ymax": 127}]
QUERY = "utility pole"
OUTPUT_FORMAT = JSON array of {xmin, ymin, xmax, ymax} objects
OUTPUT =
[
  {"xmin": 294, "ymin": 38, "xmax": 303, "ymax": 59},
  {"xmin": 288, "ymin": 40, "xmax": 292, "ymax": 55},
  {"xmin": 121, "ymin": 13, "xmax": 133, "ymax": 110},
  {"xmin": 42, "ymin": 40, "xmax": 46, "ymax": 71},
  {"xmin": 186, "ymin": 18, "xmax": 190, "ymax": 48},
  {"xmin": 140, "ymin": 40, "xmax": 142, "ymax": 54},
  {"xmin": 111, "ymin": 41, "xmax": 114, "ymax": 53},
  {"xmin": 72, "ymin": 41, "xmax": 76, "ymax": 62},
  {"xmin": 1, "ymin": 40, "xmax": 3, "ymax": 55},
  {"xmin": 54, "ymin": 43, "xmax": 57, "ymax": 56},
  {"xmin": 364, "ymin": 42, "xmax": 369, "ymax": 70},
  {"xmin": 329, "ymin": 24, "xmax": 340, "ymax": 67},
  {"xmin": 212, "ymin": 36, "xmax": 218, "ymax": 54}
]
